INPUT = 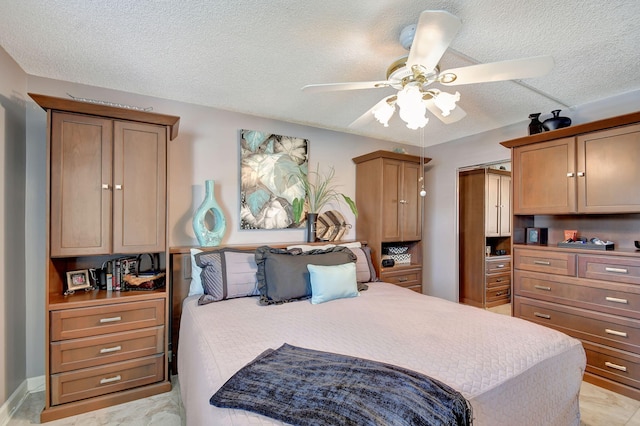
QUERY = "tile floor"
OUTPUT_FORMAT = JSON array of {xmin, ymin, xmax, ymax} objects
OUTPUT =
[{"xmin": 6, "ymin": 306, "xmax": 640, "ymax": 425}]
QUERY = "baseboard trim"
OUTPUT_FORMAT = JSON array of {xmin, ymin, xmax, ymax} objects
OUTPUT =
[
  {"xmin": 0, "ymin": 375, "xmax": 45, "ymax": 426},
  {"xmin": 0, "ymin": 380, "xmax": 28, "ymax": 426}
]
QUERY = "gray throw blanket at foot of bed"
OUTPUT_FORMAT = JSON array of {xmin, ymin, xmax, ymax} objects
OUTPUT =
[{"xmin": 210, "ymin": 343, "xmax": 472, "ymax": 425}]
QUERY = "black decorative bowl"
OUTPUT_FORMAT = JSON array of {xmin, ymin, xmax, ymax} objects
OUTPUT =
[{"xmin": 635, "ymin": 241, "xmax": 640, "ymax": 249}]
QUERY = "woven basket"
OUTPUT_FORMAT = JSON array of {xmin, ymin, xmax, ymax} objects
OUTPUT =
[{"xmin": 123, "ymin": 272, "xmax": 166, "ymax": 290}]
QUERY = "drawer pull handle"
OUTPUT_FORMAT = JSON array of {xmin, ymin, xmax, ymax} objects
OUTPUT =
[
  {"xmin": 496, "ymin": 291, "xmax": 504, "ymax": 296},
  {"xmin": 534, "ymin": 312, "xmax": 551, "ymax": 319},
  {"xmin": 398, "ymin": 277, "xmax": 408, "ymax": 282},
  {"xmin": 605, "ymin": 362, "xmax": 627, "ymax": 372},
  {"xmin": 99, "ymin": 375, "xmax": 122, "ymax": 385},
  {"xmin": 496, "ymin": 278, "xmax": 503, "ymax": 282},
  {"xmin": 99, "ymin": 316, "xmax": 122, "ymax": 324},
  {"xmin": 534, "ymin": 260, "xmax": 551, "ymax": 266},
  {"xmin": 100, "ymin": 345, "xmax": 122, "ymax": 354},
  {"xmin": 605, "ymin": 267, "xmax": 628, "ymax": 274},
  {"xmin": 605, "ymin": 329, "xmax": 628, "ymax": 338},
  {"xmin": 534, "ymin": 285, "xmax": 552, "ymax": 291},
  {"xmin": 497, "ymin": 264, "xmax": 505, "ymax": 268},
  {"xmin": 605, "ymin": 296, "xmax": 628, "ymax": 304}
]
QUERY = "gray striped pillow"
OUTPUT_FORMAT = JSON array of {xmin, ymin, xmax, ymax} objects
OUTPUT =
[{"xmin": 194, "ymin": 249, "xmax": 259, "ymax": 305}]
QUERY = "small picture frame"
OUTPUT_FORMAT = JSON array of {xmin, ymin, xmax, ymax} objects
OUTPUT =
[
  {"xmin": 65, "ymin": 269, "xmax": 92, "ymax": 295},
  {"xmin": 526, "ymin": 227, "xmax": 548, "ymax": 245}
]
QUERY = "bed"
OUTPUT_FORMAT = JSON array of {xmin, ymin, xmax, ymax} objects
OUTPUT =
[{"xmin": 171, "ymin": 244, "xmax": 586, "ymax": 425}]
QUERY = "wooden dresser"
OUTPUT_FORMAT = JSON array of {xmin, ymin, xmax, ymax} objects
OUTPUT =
[
  {"xmin": 352, "ymin": 151, "xmax": 431, "ymax": 292},
  {"xmin": 30, "ymin": 93, "xmax": 180, "ymax": 422},
  {"xmin": 502, "ymin": 111, "xmax": 640, "ymax": 399}
]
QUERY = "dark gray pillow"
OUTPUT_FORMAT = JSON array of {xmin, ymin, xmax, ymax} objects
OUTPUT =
[{"xmin": 255, "ymin": 246, "xmax": 356, "ymax": 305}]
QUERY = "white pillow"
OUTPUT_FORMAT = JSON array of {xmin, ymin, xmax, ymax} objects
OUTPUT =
[
  {"xmin": 307, "ymin": 263, "xmax": 359, "ymax": 304},
  {"xmin": 188, "ymin": 248, "xmax": 204, "ymax": 296}
]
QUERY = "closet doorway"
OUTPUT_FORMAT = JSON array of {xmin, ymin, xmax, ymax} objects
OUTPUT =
[{"xmin": 458, "ymin": 160, "xmax": 512, "ymax": 311}]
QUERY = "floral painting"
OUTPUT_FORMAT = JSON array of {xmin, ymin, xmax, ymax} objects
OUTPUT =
[{"xmin": 240, "ymin": 129, "xmax": 308, "ymax": 230}]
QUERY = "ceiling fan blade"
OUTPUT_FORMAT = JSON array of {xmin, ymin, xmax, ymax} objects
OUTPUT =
[
  {"xmin": 302, "ymin": 81, "xmax": 391, "ymax": 93},
  {"xmin": 440, "ymin": 56, "xmax": 555, "ymax": 86},
  {"xmin": 406, "ymin": 10, "xmax": 462, "ymax": 71},
  {"xmin": 424, "ymin": 98, "xmax": 466, "ymax": 124},
  {"xmin": 348, "ymin": 96, "xmax": 394, "ymax": 128}
]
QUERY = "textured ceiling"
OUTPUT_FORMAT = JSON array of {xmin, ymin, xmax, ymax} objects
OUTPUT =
[{"xmin": 1, "ymin": 1, "xmax": 639, "ymax": 147}]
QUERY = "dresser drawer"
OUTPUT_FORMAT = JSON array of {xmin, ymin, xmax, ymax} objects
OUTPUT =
[
  {"xmin": 51, "ymin": 354, "xmax": 164, "ymax": 405},
  {"xmin": 486, "ymin": 272, "xmax": 511, "ymax": 288},
  {"xmin": 51, "ymin": 299, "xmax": 165, "ymax": 341},
  {"xmin": 583, "ymin": 341, "xmax": 640, "ymax": 391},
  {"xmin": 578, "ymin": 255, "xmax": 640, "ymax": 286},
  {"xmin": 514, "ymin": 248, "xmax": 576, "ymax": 276},
  {"xmin": 486, "ymin": 257, "xmax": 511, "ymax": 274},
  {"xmin": 51, "ymin": 326, "xmax": 164, "ymax": 374},
  {"xmin": 380, "ymin": 267, "xmax": 421, "ymax": 289},
  {"xmin": 515, "ymin": 297, "xmax": 640, "ymax": 355},
  {"xmin": 514, "ymin": 270, "xmax": 640, "ymax": 319}
]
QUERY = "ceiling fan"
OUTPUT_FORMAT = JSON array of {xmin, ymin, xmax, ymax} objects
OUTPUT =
[{"xmin": 302, "ymin": 10, "xmax": 554, "ymax": 130}]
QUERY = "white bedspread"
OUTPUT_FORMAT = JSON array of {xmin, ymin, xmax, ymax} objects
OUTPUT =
[{"xmin": 178, "ymin": 282, "xmax": 585, "ymax": 425}]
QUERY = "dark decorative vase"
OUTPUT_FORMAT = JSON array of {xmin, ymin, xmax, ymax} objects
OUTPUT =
[
  {"xmin": 528, "ymin": 113, "xmax": 544, "ymax": 135},
  {"xmin": 542, "ymin": 109, "xmax": 572, "ymax": 131},
  {"xmin": 305, "ymin": 213, "xmax": 318, "ymax": 243}
]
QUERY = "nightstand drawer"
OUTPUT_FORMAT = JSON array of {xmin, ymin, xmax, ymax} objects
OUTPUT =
[
  {"xmin": 514, "ymin": 248, "xmax": 576, "ymax": 276},
  {"xmin": 51, "ymin": 299, "xmax": 165, "ymax": 341},
  {"xmin": 380, "ymin": 268, "xmax": 421, "ymax": 289},
  {"xmin": 51, "ymin": 354, "xmax": 164, "ymax": 405},
  {"xmin": 584, "ymin": 342, "xmax": 640, "ymax": 390},
  {"xmin": 51, "ymin": 326, "xmax": 164, "ymax": 374},
  {"xmin": 578, "ymin": 255, "xmax": 640, "ymax": 286},
  {"xmin": 516, "ymin": 298, "xmax": 640, "ymax": 355}
]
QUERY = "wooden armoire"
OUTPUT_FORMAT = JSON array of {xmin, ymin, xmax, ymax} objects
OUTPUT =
[
  {"xmin": 458, "ymin": 167, "xmax": 512, "ymax": 308},
  {"xmin": 352, "ymin": 150, "xmax": 431, "ymax": 293},
  {"xmin": 30, "ymin": 93, "xmax": 180, "ymax": 422}
]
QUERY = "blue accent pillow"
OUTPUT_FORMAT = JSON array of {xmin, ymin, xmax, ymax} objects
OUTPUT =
[{"xmin": 308, "ymin": 263, "xmax": 359, "ymax": 304}]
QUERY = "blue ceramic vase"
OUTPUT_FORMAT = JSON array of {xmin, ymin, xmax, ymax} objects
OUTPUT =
[{"xmin": 193, "ymin": 180, "xmax": 226, "ymax": 247}]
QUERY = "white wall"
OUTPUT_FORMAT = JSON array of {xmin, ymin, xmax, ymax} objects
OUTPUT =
[
  {"xmin": 422, "ymin": 89, "xmax": 640, "ymax": 302},
  {"xmin": 0, "ymin": 46, "xmax": 27, "ymax": 406}
]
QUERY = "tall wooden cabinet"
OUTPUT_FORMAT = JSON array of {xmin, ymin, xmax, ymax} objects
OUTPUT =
[
  {"xmin": 353, "ymin": 151, "xmax": 430, "ymax": 292},
  {"xmin": 459, "ymin": 168, "xmax": 512, "ymax": 308},
  {"xmin": 502, "ymin": 111, "xmax": 640, "ymax": 400},
  {"xmin": 30, "ymin": 93, "xmax": 180, "ymax": 422}
]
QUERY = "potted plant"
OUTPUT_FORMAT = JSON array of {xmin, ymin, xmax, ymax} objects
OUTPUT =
[{"xmin": 292, "ymin": 165, "xmax": 358, "ymax": 242}]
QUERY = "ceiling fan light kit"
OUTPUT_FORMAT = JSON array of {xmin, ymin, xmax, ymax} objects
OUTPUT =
[{"xmin": 302, "ymin": 9, "xmax": 555, "ymax": 131}]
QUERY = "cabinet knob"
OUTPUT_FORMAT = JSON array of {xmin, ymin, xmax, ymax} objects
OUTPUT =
[
  {"xmin": 115, "ymin": 184, "xmax": 123, "ymax": 190},
  {"xmin": 101, "ymin": 184, "xmax": 111, "ymax": 190},
  {"xmin": 566, "ymin": 172, "xmax": 575, "ymax": 177},
  {"xmin": 399, "ymin": 200, "xmax": 407, "ymax": 204},
  {"xmin": 577, "ymin": 171, "xmax": 585, "ymax": 177}
]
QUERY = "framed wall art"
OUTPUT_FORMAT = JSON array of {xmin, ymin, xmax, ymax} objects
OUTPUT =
[{"xmin": 239, "ymin": 129, "xmax": 309, "ymax": 230}]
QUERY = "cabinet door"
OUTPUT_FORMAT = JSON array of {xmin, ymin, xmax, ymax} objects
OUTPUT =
[
  {"xmin": 512, "ymin": 137, "xmax": 577, "ymax": 214},
  {"xmin": 401, "ymin": 161, "xmax": 422, "ymax": 241},
  {"xmin": 381, "ymin": 159, "xmax": 402, "ymax": 240},
  {"xmin": 499, "ymin": 174, "xmax": 511, "ymax": 236},
  {"xmin": 113, "ymin": 121, "xmax": 167, "ymax": 253},
  {"xmin": 577, "ymin": 123, "xmax": 640, "ymax": 213},
  {"xmin": 50, "ymin": 113, "xmax": 112, "ymax": 256}
]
